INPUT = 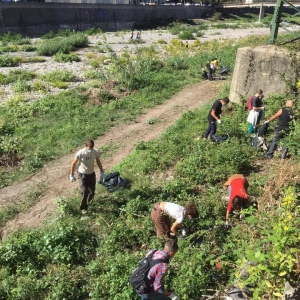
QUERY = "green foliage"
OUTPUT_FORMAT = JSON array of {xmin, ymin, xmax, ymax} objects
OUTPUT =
[
  {"xmin": 0, "ymin": 55, "xmax": 19, "ymax": 67},
  {"xmin": 53, "ymin": 52, "xmax": 81, "ymax": 62},
  {"xmin": 0, "ymin": 70, "xmax": 35, "ymax": 85},
  {"xmin": 41, "ymin": 70, "xmax": 76, "ymax": 82},
  {"xmin": 178, "ymin": 31, "xmax": 195, "ymax": 40},
  {"xmin": 12, "ymin": 80, "xmax": 31, "ymax": 93},
  {"xmin": 37, "ymin": 33, "xmax": 88, "ymax": 56}
]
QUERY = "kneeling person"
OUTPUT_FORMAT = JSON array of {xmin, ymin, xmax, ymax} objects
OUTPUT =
[{"xmin": 223, "ymin": 174, "xmax": 250, "ymax": 223}]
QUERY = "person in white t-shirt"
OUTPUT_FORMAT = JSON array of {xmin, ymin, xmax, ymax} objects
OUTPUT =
[
  {"xmin": 70, "ymin": 139, "xmax": 104, "ymax": 215},
  {"xmin": 151, "ymin": 201, "xmax": 198, "ymax": 240}
]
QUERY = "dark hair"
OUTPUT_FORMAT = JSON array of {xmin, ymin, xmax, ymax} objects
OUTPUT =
[
  {"xmin": 257, "ymin": 89, "xmax": 263, "ymax": 95},
  {"xmin": 223, "ymin": 97, "xmax": 230, "ymax": 104},
  {"xmin": 233, "ymin": 197, "xmax": 245, "ymax": 210},
  {"xmin": 185, "ymin": 202, "xmax": 199, "ymax": 218},
  {"xmin": 165, "ymin": 239, "xmax": 179, "ymax": 253},
  {"xmin": 85, "ymin": 139, "xmax": 94, "ymax": 148}
]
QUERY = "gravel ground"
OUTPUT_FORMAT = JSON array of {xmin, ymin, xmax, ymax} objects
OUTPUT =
[{"xmin": 0, "ymin": 23, "xmax": 299, "ymax": 105}]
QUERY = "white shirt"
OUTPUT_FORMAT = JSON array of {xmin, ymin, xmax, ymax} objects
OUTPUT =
[
  {"xmin": 75, "ymin": 148, "xmax": 100, "ymax": 174},
  {"xmin": 164, "ymin": 202, "xmax": 186, "ymax": 224}
]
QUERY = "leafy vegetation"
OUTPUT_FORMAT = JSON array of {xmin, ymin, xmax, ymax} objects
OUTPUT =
[
  {"xmin": 0, "ymin": 23, "xmax": 300, "ymax": 300},
  {"xmin": 37, "ymin": 33, "xmax": 88, "ymax": 56}
]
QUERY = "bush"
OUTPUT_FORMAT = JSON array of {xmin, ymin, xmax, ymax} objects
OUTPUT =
[
  {"xmin": 0, "ymin": 55, "xmax": 19, "ymax": 67},
  {"xmin": 37, "ymin": 34, "xmax": 88, "ymax": 56},
  {"xmin": 53, "ymin": 52, "xmax": 81, "ymax": 63},
  {"xmin": 12, "ymin": 80, "xmax": 32, "ymax": 93},
  {"xmin": 178, "ymin": 31, "xmax": 195, "ymax": 40},
  {"xmin": 41, "ymin": 70, "xmax": 76, "ymax": 82}
]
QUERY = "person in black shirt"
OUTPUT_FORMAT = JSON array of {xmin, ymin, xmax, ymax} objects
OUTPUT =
[
  {"xmin": 264, "ymin": 100, "xmax": 295, "ymax": 159},
  {"xmin": 203, "ymin": 97, "xmax": 230, "ymax": 140}
]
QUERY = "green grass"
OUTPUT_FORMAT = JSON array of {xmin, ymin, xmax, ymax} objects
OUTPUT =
[{"xmin": 0, "ymin": 28, "xmax": 299, "ymax": 300}]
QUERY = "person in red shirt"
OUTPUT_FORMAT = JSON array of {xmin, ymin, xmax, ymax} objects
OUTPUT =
[{"xmin": 223, "ymin": 174, "xmax": 250, "ymax": 223}]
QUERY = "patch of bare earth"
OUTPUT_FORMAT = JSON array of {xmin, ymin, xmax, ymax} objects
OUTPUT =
[{"xmin": 0, "ymin": 79, "xmax": 225, "ymax": 237}]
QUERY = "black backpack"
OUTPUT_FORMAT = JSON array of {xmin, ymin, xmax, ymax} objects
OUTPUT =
[{"xmin": 129, "ymin": 250, "xmax": 169, "ymax": 294}]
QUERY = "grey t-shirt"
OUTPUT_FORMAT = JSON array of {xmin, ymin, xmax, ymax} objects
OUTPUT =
[{"xmin": 75, "ymin": 148, "xmax": 100, "ymax": 174}]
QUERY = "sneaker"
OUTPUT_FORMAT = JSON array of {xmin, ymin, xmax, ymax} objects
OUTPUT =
[
  {"xmin": 81, "ymin": 210, "xmax": 88, "ymax": 215},
  {"xmin": 202, "ymin": 134, "xmax": 207, "ymax": 140},
  {"xmin": 263, "ymin": 154, "xmax": 272, "ymax": 159}
]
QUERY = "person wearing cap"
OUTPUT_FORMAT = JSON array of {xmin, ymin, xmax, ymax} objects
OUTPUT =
[
  {"xmin": 264, "ymin": 99, "xmax": 295, "ymax": 159},
  {"xmin": 203, "ymin": 97, "xmax": 230, "ymax": 140},
  {"xmin": 151, "ymin": 202, "xmax": 198, "ymax": 241},
  {"xmin": 223, "ymin": 174, "xmax": 250, "ymax": 224}
]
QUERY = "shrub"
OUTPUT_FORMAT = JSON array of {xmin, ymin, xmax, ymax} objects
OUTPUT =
[
  {"xmin": 53, "ymin": 52, "xmax": 81, "ymax": 63},
  {"xmin": 19, "ymin": 44, "xmax": 37, "ymax": 52},
  {"xmin": 0, "ymin": 70, "xmax": 36, "ymax": 85},
  {"xmin": 84, "ymin": 27, "xmax": 103, "ymax": 35},
  {"xmin": 41, "ymin": 70, "xmax": 76, "ymax": 82},
  {"xmin": 32, "ymin": 80, "xmax": 48, "ymax": 92},
  {"xmin": 51, "ymin": 81, "xmax": 69, "ymax": 89},
  {"xmin": 0, "ymin": 55, "xmax": 19, "ymax": 67},
  {"xmin": 178, "ymin": 31, "xmax": 195, "ymax": 40},
  {"xmin": 12, "ymin": 80, "xmax": 31, "ymax": 93},
  {"xmin": 37, "ymin": 38, "xmax": 73, "ymax": 56},
  {"xmin": 41, "ymin": 30, "xmax": 56, "ymax": 39},
  {"xmin": 37, "ymin": 34, "xmax": 88, "ymax": 56}
]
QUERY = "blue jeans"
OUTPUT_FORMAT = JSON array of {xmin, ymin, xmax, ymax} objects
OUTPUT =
[{"xmin": 204, "ymin": 120, "xmax": 216, "ymax": 139}]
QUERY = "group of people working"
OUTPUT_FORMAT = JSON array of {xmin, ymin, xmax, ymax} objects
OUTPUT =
[
  {"xmin": 202, "ymin": 89, "xmax": 295, "ymax": 160},
  {"xmin": 67, "ymin": 89, "xmax": 295, "ymax": 299},
  {"xmin": 246, "ymin": 89, "xmax": 295, "ymax": 159}
]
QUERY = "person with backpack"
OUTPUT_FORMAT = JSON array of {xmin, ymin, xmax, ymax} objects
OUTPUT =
[
  {"xmin": 69, "ymin": 139, "xmax": 105, "ymax": 216},
  {"xmin": 223, "ymin": 174, "xmax": 250, "ymax": 224},
  {"xmin": 130, "ymin": 240, "xmax": 179, "ymax": 300},
  {"xmin": 246, "ymin": 89, "xmax": 264, "ymax": 134},
  {"xmin": 151, "ymin": 202, "xmax": 198, "ymax": 241},
  {"xmin": 264, "ymin": 99, "xmax": 295, "ymax": 159},
  {"xmin": 202, "ymin": 97, "xmax": 230, "ymax": 141}
]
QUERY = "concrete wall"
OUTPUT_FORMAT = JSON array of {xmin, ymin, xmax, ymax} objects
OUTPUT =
[
  {"xmin": 229, "ymin": 45, "xmax": 298, "ymax": 103},
  {"xmin": 0, "ymin": 3, "xmax": 213, "ymax": 35}
]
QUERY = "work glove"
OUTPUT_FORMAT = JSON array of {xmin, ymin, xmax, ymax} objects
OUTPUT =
[
  {"xmin": 100, "ymin": 171, "xmax": 105, "ymax": 183},
  {"xmin": 69, "ymin": 174, "xmax": 76, "ymax": 182},
  {"xmin": 264, "ymin": 120, "xmax": 269, "ymax": 124},
  {"xmin": 225, "ymin": 221, "xmax": 229, "ymax": 228},
  {"xmin": 169, "ymin": 293, "xmax": 181, "ymax": 300},
  {"xmin": 261, "ymin": 106, "xmax": 265, "ymax": 111},
  {"xmin": 217, "ymin": 119, "xmax": 222, "ymax": 124}
]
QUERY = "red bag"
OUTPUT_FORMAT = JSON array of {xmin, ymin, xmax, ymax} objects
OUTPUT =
[{"xmin": 246, "ymin": 96, "xmax": 254, "ymax": 110}]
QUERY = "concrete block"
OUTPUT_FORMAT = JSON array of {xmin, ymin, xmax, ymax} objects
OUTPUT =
[{"xmin": 229, "ymin": 45, "xmax": 298, "ymax": 104}]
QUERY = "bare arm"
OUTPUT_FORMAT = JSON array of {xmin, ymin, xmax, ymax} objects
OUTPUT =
[
  {"xmin": 268, "ymin": 109, "xmax": 282, "ymax": 122},
  {"xmin": 70, "ymin": 159, "xmax": 78, "ymax": 175},
  {"xmin": 96, "ymin": 158, "xmax": 104, "ymax": 172},
  {"xmin": 211, "ymin": 109, "xmax": 219, "ymax": 121},
  {"xmin": 170, "ymin": 221, "xmax": 180, "ymax": 236},
  {"xmin": 225, "ymin": 210, "xmax": 230, "ymax": 221}
]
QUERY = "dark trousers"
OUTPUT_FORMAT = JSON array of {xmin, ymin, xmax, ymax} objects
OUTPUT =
[
  {"xmin": 208, "ymin": 68, "xmax": 213, "ymax": 80},
  {"xmin": 204, "ymin": 120, "xmax": 217, "ymax": 139},
  {"xmin": 78, "ymin": 172, "xmax": 96, "ymax": 210},
  {"xmin": 266, "ymin": 129, "xmax": 287, "ymax": 158}
]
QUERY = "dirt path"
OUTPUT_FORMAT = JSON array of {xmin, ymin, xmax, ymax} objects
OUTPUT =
[{"xmin": 1, "ymin": 79, "xmax": 225, "ymax": 236}]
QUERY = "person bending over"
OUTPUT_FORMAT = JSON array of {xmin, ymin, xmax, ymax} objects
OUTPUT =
[{"xmin": 151, "ymin": 202, "xmax": 198, "ymax": 240}]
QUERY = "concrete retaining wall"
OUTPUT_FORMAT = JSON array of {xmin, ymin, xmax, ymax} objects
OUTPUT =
[
  {"xmin": 0, "ymin": 3, "xmax": 213, "ymax": 35},
  {"xmin": 229, "ymin": 45, "xmax": 298, "ymax": 103}
]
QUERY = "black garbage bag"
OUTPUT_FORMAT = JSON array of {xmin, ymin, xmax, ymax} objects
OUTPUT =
[
  {"xmin": 99, "ymin": 171, "xmax": 129, "ymax": 192},
  {"xmin": 211, "ymin": 135, "xmax": 228, "ymax": 143}
]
